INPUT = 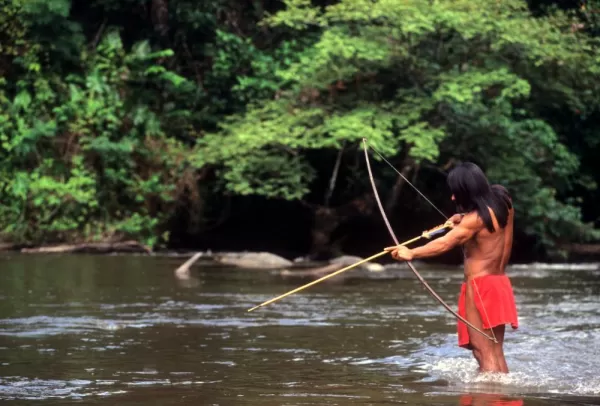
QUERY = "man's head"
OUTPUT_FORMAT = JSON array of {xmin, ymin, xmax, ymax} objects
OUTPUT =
[
  {"xmin": 446, "ymin": 162, "xmax": 492, "ymax": 211},
  {"xmin": 446, "ymin": 162, "xmax": 509, "ymax": 232}
]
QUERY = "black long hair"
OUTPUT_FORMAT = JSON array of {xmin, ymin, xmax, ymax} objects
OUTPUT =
[
  {"xmin": 447, "ymin": 163, "xmax": 510, "ymax": 232},
  {"xmin": 491, "ymin": 184, "xmax": 512, "ymax": 210}
]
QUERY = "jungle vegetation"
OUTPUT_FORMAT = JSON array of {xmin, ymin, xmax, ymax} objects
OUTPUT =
[{"xmin": 1, "ymin": 0, "xmax": 599, "ymax": 261}]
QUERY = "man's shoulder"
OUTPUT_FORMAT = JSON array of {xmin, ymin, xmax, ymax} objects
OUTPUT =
[{"xmin": 461, "ymin": 211, "xmax": 485, "ymax": 231}]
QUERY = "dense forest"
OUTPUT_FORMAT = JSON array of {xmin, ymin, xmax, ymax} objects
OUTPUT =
[{"xmin": 1, "ymin": 0, "xmax": 600, "ymax": 262}]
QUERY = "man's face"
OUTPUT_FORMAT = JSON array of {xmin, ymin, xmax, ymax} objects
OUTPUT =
[{"xmin": 451, "ymin": 194, "xmax": 455, "ymax": 201}]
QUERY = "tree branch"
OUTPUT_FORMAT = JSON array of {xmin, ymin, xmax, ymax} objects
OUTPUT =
[{"xmin": 324, "ymin": 144, "xmax": 345, "ymax": 207}]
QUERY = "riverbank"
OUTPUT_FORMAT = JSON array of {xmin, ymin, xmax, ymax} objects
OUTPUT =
[
  {"xmin": 3, "ymin": 224, "xmax": 600, "ymax": 265},
  {"xmin": 1, "ymin": 242, "xmax": 599, "ymax": 277}
]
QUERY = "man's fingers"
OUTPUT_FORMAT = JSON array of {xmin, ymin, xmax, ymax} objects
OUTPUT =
[
  {"xmin": 384, "ymin": 246, "xmax": 411, "ymax": 261},
  {"xmin": 384, "ymin": 247, "xmax": 400, "ymax": 259}
]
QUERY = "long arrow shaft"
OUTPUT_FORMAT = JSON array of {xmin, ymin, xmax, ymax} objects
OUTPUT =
[{"xmin": 247, "ymin": 234, "xmax": 425, "ymax": 312}]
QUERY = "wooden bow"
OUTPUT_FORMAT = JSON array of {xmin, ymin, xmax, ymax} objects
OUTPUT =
[{"xmin": 362, "ymin": 138, "xmax": 496, "ymax": 342}]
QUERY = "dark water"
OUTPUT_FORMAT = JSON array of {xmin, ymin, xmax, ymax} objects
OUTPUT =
[{"xmin": 0, "ymin": 254, "xmax": 599, "ymax": 405}]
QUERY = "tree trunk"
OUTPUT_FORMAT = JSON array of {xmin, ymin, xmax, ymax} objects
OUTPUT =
[
  {"xmin": 309, "ymin": 206, "xmax": 342, "ymax": 260},
  {"xmin": 151, "ymin": 0, "xmax": 169, "ymax": 37},
  {"xmin": 324, "ymin": 144, "xmax": 345, "ymax": 206},
  {"xmin": 20, "ymin": 240, "xmax": 151, "ymax": 254},
  {"xmin": 385, "ymin": 164, "xmax": 413, "ymax": 215},
  {"xmin": 307, "ymin": 194, "xmax": 374, "ymax": 259},
  {"xmin": 559, "ymin": 243, "xmax": 600, "ymax": 255}
]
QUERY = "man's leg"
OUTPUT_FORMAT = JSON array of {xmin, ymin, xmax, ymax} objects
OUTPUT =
[
  {"xmin": 492, "ymin": 324, "xmax": 508, "ymax": 373},
  {"xmin": 465, "ymin": 283, "xmax": 502, "ymax": 372}
]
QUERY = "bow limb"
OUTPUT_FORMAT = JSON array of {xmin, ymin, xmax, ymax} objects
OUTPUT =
[{"xmin": 362, "ymin": 139, "xmax": 496, "ymax": 343}]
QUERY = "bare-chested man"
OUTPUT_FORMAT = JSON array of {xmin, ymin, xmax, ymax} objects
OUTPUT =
[{"xmin": 385, "ymin": 162, "xmax": 518, "ymax": 373}]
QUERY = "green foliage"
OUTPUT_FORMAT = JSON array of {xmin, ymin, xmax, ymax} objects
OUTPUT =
[
  {"xmin": 1, "ymin": 0, "xmax": 599, "ymax": 256},
  {"xmin": 0, "ymin": 0, "xmax": 304, "ymax": 248},
  {"xmin": 197, "ymin": 0, "xmax": 600, "ymax": 251},
  {"xmin": 0, "ymin": 10, "xmax": 193, "ymax": 247}
]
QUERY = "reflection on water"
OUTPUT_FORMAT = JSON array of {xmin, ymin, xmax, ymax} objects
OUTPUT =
[
  {"xmin": 0, "ymin": 253, "xmax": 599, "ymax": 405},
  {"xmin": 459, "ymin": 393, "xmax": 524, "ymax": 405}
]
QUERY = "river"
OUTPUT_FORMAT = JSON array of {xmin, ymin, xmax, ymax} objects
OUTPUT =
[{"xmin": 0, "ymin": 254, "xmax": 599, "ymax": 405}]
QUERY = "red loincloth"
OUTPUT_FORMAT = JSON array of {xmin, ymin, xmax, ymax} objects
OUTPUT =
[{"xmin": 457, "ymin": 274, "xmax": 518, "ymax": 348}]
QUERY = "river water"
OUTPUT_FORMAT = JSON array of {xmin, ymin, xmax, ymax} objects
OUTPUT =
[{"xmin": 0, "ymin": 254, "xmax": 599, "ymax": 405}]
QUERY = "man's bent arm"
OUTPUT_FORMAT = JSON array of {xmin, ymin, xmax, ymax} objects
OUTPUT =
[{"xmin": 411, "ymin": 215, "xmax": 480, "ymax": 259}]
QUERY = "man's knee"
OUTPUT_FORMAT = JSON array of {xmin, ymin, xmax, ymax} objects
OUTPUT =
[{"xmin": 472, "ymin": 342, "xmax": 494, "ymax": 361}]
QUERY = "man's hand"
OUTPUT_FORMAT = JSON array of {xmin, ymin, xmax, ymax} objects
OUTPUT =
[{"xmin": 384, "ymin": 244, "xmax": 414, "ymax": 261}]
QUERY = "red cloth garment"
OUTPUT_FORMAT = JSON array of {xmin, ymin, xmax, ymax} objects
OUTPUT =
[{"xmin": 457, "ymin": 274, "xmax": 518, "ymax": 348}]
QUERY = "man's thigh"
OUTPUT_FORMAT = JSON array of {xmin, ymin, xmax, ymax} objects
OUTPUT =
[{"xmin": 465, "ymin": 283, "xmax": 496, "ymax": 353}]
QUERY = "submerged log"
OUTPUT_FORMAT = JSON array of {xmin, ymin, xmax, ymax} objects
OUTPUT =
[
  {"xmin": 329, "ymin": 255, "xmax": 384, "ymax": 272},
  {"xmin": 279, "ymin": 255, "xmax": 385, "ymax": 283},
  {"xmin": 20, "ymin": 240, "xmax": 151, "ymax": 254},
  {"xmin": 174, "ymin": 252, "xmax": 204, "ymax": 279},
  {"xmin": 561, "ymin": 243, "xmax": 600, "ymax": 255},
  {"xmin": 0, "ymin": 243, "xmax": 20, "ymax": 252},
  {"xmin": 280, "ymin": 262, "xmax": 344, "ymax": 280}
]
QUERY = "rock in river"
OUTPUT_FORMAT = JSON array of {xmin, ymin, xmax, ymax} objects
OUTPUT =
[{"xmin": 213, "ymin": 251, "xmax": 293, "ymax": 269}]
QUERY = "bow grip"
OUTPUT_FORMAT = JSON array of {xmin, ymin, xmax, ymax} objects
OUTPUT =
[{"xmin": 423, "ymin": 226, "xmax": 449, "ymax": 239}]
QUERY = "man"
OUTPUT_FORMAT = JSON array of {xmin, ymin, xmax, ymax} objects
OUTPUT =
[{"xmin": 385, "ymin": 162, "xmax": 518, "ymax": 373}]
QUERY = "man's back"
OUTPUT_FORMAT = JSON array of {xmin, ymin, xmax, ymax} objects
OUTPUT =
[{"xmin": 463, "ymin": 207, "xmax": 514, "ymax": 280}]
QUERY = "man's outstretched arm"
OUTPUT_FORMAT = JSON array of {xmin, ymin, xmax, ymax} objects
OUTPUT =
[{"xmin": 385, "ymin": 213, "xmax": 482, "ymax": 261}]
